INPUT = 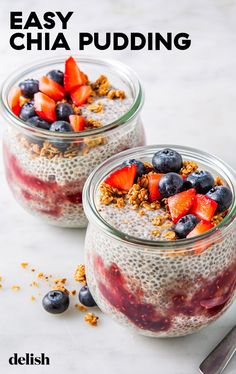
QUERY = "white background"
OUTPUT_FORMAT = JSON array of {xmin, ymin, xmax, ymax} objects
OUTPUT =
[{"xmin": 0, "ymin": 0, "xmax": 236, "ymax": 373}]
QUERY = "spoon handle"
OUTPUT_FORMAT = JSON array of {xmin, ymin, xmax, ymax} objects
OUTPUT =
[{"xmin": 199, "ymin": 326, "xmax": 236, "ymax": 374}]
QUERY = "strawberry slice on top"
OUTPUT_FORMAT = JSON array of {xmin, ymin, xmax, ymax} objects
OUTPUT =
[
  {"xmin": 64, "ymin": 56, "xmax": 88, "ymax": 92},
  {"xmin": 168, "ymin": 188, "xmax": 196, "ymax": 223},
  {"xmin": 34, "ymin": 92, "xmax": 56, "ymax": 123},
  {"xmin": 191, "ymin": 194, "xmax": 218, "ymax": 222},
  {"xmin": 8, "ymin": 87, "xmax": 21, "ymax": 116},
  {"xmin": 148, "ymin": 173, "xmax": 163, "ymax": 202},
  {"xmin": 69, "ymin": 115, "xmax": 85, "ymax": 132},
  {"xmin": 71, "ymin": 85, "xmax": 92, "ymax": 107},
  {"xmin": 187, "ymin": 220, "xmax": 214, "ymax": 239},
  {"xmin": 39, "ymin": 76, "xmax": 65, "ymax": 101},
  {"xmin": 105, "ymin": 164, "xmax": 137, "ymax": 191}
]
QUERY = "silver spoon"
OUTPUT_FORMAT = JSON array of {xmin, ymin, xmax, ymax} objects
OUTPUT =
[{"xmin": 199, "ymin": 325, "xmax": 236, "ymax": 374}]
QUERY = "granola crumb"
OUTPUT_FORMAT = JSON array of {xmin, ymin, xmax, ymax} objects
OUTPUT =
[
  {"xmin": 30, "ymin": 281, "xmax": 39, "ymax": 288},
  {"xmin": 107, "ymin": 89, "xmax": 125, "ymax": 99},
  {"xmin": 128, "ymin": 184, "xmax": 149, "ymax": 207},
  {"xmin": 139, "ymin": 210, "xmax": 145, "ymax": 216},
  {"xmin": 53, "ymin": 278, "xmax": 67, "ymax": 285},
  {"xmin": 37, "ymin": 272, "xmax": 44, "ymax": 279},
  {"xmin": 12, "ymin": 285, "xmax": 21, "ymax": 291},
  {"xmin": 31, "ymin": 296, "xmax": 36, "ymax": 301},
  {"xmin": 180, "ymin": 160, "xmax": 198, "ymax": 177},
  {"xmin": 0, "ymin": 276, "xmax": 2, "ymax": 282},
  {"xmin": 21, "ymin": 262, "xmax": 29, "ymax": 269},
  {"xmin": 71, "ymin": 290, "xmax": 77, "ymax": 296},
  {"xmin": 151, "ymin": 229, "xmax": 161, "ymax": 237},
  {"xmin": 91, "ymin": 75, "xmax": 110, "ymax": 96},
  {"xmin": 152, "ymin": 215, "xmax": 165, "ymax": 226},
  {"xmin": 215, "ymin": 176, "xmax": 224, "ymax": 186},
  {"xmin": 75, "ymin": 303, "xmax": 88, "ymax": 312},
  {"xmin": 0, "ymin": 284, "xmax": 2, "ymax": 289},
  {"xmin": 162, "ymin": 231, "xmax": 177, "ymax": 241},
  {"xmin": 211, "ymin": 211, "xmax": 228, "ymax": 226},
  {"xmin": 88, "ymin": 102, "xmax": 104, "ymax": 113},
  {"xmin": 31, "ymin": 268, "xmax": 36, "ymax": 272},
  {"xmin": 74, "ymin": 264, "xmax": 86, "ymax": 285},
  {"xmin": 84, "ymin": 312, "xmax": 99, "ymax": 326},
  {"xmin": 86, "ymin": 118, "xmax": 102, "ymax": 128}
]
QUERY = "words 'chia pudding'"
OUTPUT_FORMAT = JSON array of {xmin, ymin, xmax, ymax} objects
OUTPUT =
[
  {"xmin": 83, "ymin": 145, "xmax": 236, "ymax": 337},
  {"xmin": 1, "ymin": 56, "xmax": 144, "ymax": 227}
]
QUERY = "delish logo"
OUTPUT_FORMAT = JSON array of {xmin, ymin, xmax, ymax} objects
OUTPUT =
[{"xmin": 9, "ymin": 353, "xmax": 50, "ymax": 366}]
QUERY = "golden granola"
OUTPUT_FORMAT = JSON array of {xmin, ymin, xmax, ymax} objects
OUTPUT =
[
  {"xmin": 140, "ymin": 200, "xmax": 161, "ymax": 210},
  {"xmin": 75, "ymin": 303, "xmax": 88, "ymax": 312},
  {"xmin": 143, "ymin": 162, "xmax": 154, "ymax": 173},
  {"xmin": 152, "ymin": 215, "xmax": 166, "ymax": 226},
  {"xmin": 31, "ymin": 296, "xmax": 36, "ymax": 301},
  {"xmin": 162, "ymin": 231, "xmax": 177, "ymax": 241},
  {"xmin": 30, "ymin": 281, "xmax": 39, "ymax": 288},
  {"xmin": 11, "ymin": 285, "xmax": 21, "ymax": 291},
  {"xmin": 86, "ymin": 118, "xmax": 102, "ymax": 128},
  {"xmin": 84, "ymin": 136, "xmax": 107, "ymax": 149},
  {"xmin": 211, "ymin": 211, "xmax": 228, "ymax": 226},
  {"xmin": 99, "ymin": 183, "xmax": 127, "ymax": 206},
  {"xmin": 137, "ymin": 174, "xmax": 149, "ymax": 188},
  {"xmin": 88, "ymin": 102, "xmax": 104, "ymax": 113},
  {"xmin": 91, "ymin": 75, "xmax": 110, "ymax": 96},
  {"xmin": 74, "ymin": 264, "xmax": 86, "ymax": 285},
  {"xmin": 107, "ymin": 89, "xmax": 125, "ymax": 100},
  {"xmin": 180, "ymin": 161, "xmax": 198, "ymax": 177},
  {"xmin": 127, "ymin": 184, "xmax": 149, "ymax": 207},
  {"xmin": 71, "ymin": 290, "xmax": 77, "ymax": 296},
  {"xmin": 51, "ymin": 285, "xmax": 70, "ymax": 295},
  {"xmin": 151, "ymin": 229, "xmax": 161, "ymax": 237},
  {"xmin": 21, "ymin": 262, "xmax": 28, "ymax": 269},
  {"xmin": 84, "ymin": 313, "xmax": 99, "ymax": 326},
  {"xmin": 53, "ymin": 278, "xmax": 67, "ymax": 285},
  {"xmin": 215, "ymin": 176, "xmax": 224, "ymax": 186}
]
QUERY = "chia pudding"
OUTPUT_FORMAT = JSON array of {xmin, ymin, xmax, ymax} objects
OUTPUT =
[
  {"xmin": 1, "ymin": 56, "xmax": 145, "ymax": 227},
  {"xmin": 83, "ymin": 145, "xmax": 236, "ymax": 337}
]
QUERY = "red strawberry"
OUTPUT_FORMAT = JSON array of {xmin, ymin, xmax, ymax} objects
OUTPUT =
[
  {"xmin": 71, "ymin": 85, "xmax": 92, "ymax": 106},
  {"xmin": 69, "ymin": 115, "xmax": 85, "ymax": 132},
  {"xmin": 191, "ymin": 194, "xmax": 218, "ymax": 222},
  {"xmin": 168, "ymin": 188, "xmax": 196, "ymax": 223},
  {"xmin": 148, "ymin": 173, "xmax": 163, "ymax": 202},
  {"xmin": 187, "ymin": 220, "xmax": 214, "ymax": 239},
  {"xmin": 64, "ymin": 56, "xmax": 87, "ymax": 92},
  {"xmin": 105, "ymin": 165, "xmax": 137, "ymax": 191},
  {"xmin": 34, "ymin": 92, "xmax": 56, "ymax": 123},
  {"xmin": 8, "ymin": 87, "xmax": 21, "ymax": 116},
  {"xmin": 39, "ymin": 76, "xmax": 65, "ymax": 101}
]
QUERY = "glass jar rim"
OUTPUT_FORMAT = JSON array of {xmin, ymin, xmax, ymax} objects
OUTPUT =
[
  {"xmin": 83, "ymin": 144, "xmax": 236, "ymax": 252},
  {"xmin": 0, "ymin": 54, "xmax": 144, "ymax": 140}
]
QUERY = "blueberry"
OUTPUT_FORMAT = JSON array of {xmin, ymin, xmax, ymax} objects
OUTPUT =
[
  {"xmin": 122, "ymin": 159, "xmax": 146, "ymax": 179},
  {"xmin": 19, "ymin": 101, "xmax": 36, "ymax": 121},
  {"xmin": 47, "ymin": 70, "xmax": 64, "ymax": 86},
  {"xmin": 79, "ymin": 285, "xmax": 97, "ymax": 307},
  {"xmin": 158, "ymin": 172, "xmax": 184, "ymax": 198},
  {"xmin": 42, "ymin": 290, "xmax": 69, "ymax": 314},
  {"xmin": 19, "ymin": 79, "xmax": 39, "ymax": 99},
  {"xmin": 175, "ymin": 214, "xmax": 200, "ymax": 238},
  {"xmin": 26, "ymin": 116, "xmax": 50, "ymax": 130},
  {"xmin": 206, "ymin": 186, "xmax": 233, "ymax": 212},
  {"xmin": 186, "ymin": 171, "xmax": 214, "ymax": 194},
  {"xmin": 182, "ymin": 179, "xmax": 192, "ymax": 191},
  {"xmin": 50, "ymin": 121, "xmax": 72, "ymax": 133},
  {"xmin": 56, "ymin": 103, "xmax": 74, "ymax": 122},
  {"xmin": 152, "ymin": 148, "xmax": 183, "ymax": 173}
]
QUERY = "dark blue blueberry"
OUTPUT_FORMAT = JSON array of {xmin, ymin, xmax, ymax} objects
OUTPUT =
[
  {"xmin": 50, "ymin": 121, "xmax": 72, "ymax": 152},
  {"xmin": 158, "ymin": 172, "xmax": 184, "ymax": 198},
  {"xmin": 50, "ymin": 120, "xmax": 72, "ymax": 133},
  {"xmin": 182, "ymin": 179, "xmax": 192, "ymax": 191},
  {"xmin": 19, "ymin": 79, "xmax": 39, "ymax": 99},
  {"xmin": 47, "ymin": 70, "xmax": 64, "ymax": 86},
  {"xmin": 122, "ymin": 159, "xmax": 146, "ymax": 179},
  {"xmin": 186, "ymin": 170, "xmax": 214, "ymax": 194},
  {"xmin": 42, "ymin": 290, "xmax": 69, "ymax": 314},
  {"xmin": 206, "ymin": 186, "xmax": 232, "ymax": 212},
  {"xmin": 19, "ymin": 101, "xmax": 36, "ymax": 121},
  {"xmin": 26, "ymin": 116, "xmax": 50, "ymax": 130},
  {"xmin": 175, "ymin": 214, "xmax": 200, "ymax": 238},
  {"xmin": 56, "ymin": 103, "xmax": 74, "ymax": 122},
  {"xmin": 152, "ymin": 148, "xmax": 183, "ymax": 173},
  {"xmin": 79, "ymin": 285, "xmax": 97, "ymax": 307}
]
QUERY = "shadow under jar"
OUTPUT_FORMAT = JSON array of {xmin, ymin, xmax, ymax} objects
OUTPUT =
[
  {"xmin": 83, "ymin": 145, "xmax": 236, "ymax": 337},
  {"xmin": 1, "ymin": 56, "xmax": 145, "ymax": 227}
]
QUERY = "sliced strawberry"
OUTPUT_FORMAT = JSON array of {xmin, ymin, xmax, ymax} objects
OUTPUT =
[
  {"xmin": 168, "ymin": 188, "xmax": 196, "ymax": 223},
  {"xmin": 187, "ymin": 220, "xmax": 214, "ymax": 239},
  {"xmin": 34, "ymin": 92, "xmax": 56, "ymax": 123},
  {"xmin": 39, "ymin": 76, "xmax": 65, "ymax": 101},
  {"xmin": 69, "ymin": 115, "xmax": 85, "ymax": 132},
  {"xmin": 191, "ymin": 194, "xmax": 218, "ymax": 222},
  {"xmin": 148, "ymin": 173, "xmax": 163, "ymax": 202},
  {"xmin": 71, "ymin": 85, "xmax": 92, "ymax": 106},
  {"xmin": 64, "ymin": 56, "xmax": 87, "ymax": 92},
  {"xmin": 105, "ymin": 165, "xmax": 137, "ymax": 191},
  {"xmin": 8, "ymin": 87, "xmax": 21, "ymax": 116}
]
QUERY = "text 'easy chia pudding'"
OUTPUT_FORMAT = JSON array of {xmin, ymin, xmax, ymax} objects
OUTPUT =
[
  {"xmin": 1, "ymin": 56, "xmax": 145, "ymax": 227},
  {"xmin": 83, "ymin": 145, "xmax": 236, "ymax": 337}
]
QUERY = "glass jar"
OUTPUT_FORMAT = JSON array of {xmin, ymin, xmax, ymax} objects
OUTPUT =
[
  {"xmin": 0, "ymin": 56, "xmax": 145, "ymax": 227},
  {"xmin": 83, "ymin": 145, "xmax": 236, "ymax": 337}
]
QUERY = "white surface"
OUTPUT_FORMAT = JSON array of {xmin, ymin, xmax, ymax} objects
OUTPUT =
[{"xmin": 0, "ymin": 0, "xmax": 236, "ymax": 373}]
